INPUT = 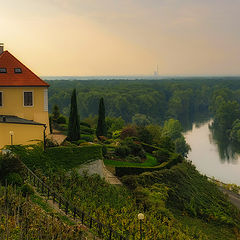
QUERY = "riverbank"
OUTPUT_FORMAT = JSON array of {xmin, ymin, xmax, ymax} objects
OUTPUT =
[{"xmin": 185, "ymin": 120, "xmax": 240, "ymax": 185}]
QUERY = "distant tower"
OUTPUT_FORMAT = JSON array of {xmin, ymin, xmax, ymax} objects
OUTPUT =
[{"xmin": 154, "ymin": 64, "xmax": 159, "ymax": 76}]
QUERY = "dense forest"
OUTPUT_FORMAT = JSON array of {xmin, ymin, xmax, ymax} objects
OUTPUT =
[{"xmin": 47, "ymin": 77, "xmax": 240, "ymax": 130}]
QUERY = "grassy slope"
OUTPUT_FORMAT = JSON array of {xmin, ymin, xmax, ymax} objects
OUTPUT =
[
  {"xmin": 122, "ymin": 161, "xmax": 240, "ymax": 239},
  {"xmin": 9, "ymin": 145, "xmax": 240, "ymax": 239},
  {"xmin": 175, "ymin": 213, "xmax": 236, "ymax": 240}
]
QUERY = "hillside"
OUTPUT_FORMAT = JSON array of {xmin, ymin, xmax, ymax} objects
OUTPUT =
[{"xmin": 1, "ymin": 144, "xmax": 239, "ymax": 239}]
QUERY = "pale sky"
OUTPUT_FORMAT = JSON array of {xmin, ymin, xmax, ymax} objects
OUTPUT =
[{"xmin": 1, "ymin": 0, "xmax": 240, "ymax": 76}]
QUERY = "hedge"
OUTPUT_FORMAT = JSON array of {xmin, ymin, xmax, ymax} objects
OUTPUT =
[
  {"xmin": 8, "ymin": 144, "xmax": 103, "ymax": 171},
  {"xmin": 80, "ymin": 134, "xmax": 94, "ymax": 142},
  {"xmin": 80, "ymin": 125, "xmax": 95, "ymax": 135},
  {"xmin": 115, "ymin": 153, "xmax": 183, "ymax": 177},
  {"xmin": 45, "ymin": 145, "xmax": 102, "ymax": 169}
]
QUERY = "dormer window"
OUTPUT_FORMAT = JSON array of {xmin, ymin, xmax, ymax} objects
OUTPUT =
[
  {"xmin": 0, "ymin": 68, "xmax": 7, "ymax": 73},
  {"xmin": 14, "ymin": 68, "xmax": 22, "ymax": 73}
]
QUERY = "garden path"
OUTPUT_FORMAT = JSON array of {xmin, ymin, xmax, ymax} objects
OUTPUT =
[{"xmin": 48, "ymin": 129, "xmax": 67, "ymax": 145}]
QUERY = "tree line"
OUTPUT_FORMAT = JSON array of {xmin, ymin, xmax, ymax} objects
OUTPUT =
[{"xmin": 47, "ymin": 77, "xmax": 240, "ymax": 127}]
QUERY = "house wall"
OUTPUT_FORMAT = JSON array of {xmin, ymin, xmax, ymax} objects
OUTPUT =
[
  {"xmin": 0, "ymin": 123, "xmax": 44, "ymax": 149},
  {"xmin": 0, "ymin": 87, "xmax": 49, "ymax": 134}
]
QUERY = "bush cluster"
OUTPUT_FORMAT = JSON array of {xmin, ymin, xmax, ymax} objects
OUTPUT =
[{"xmin": 115, "ymin": 137, "xmax": 146, "ymax": 161}]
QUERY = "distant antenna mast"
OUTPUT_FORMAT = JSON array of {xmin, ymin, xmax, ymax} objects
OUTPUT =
[{"xmin": 154, "ymin": 64, "xmax": 159, "ymax": 76}]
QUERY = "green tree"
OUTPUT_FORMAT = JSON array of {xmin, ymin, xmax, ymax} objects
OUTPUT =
[
  {"xmin": 146, "ymin": 124, "xmax": 163, "ymax": 145},
  {"xmin": 162, "ymin": 119, "xmax": 182, "ymax": 140},
  {"xmin": 96, "ymin": 97, "xmax": 107, "ymax": 138},
  {"xmin": 106, "ymin": 116, "xmax": 125, "ymax": 133},
  {"xmin": 215, "ymin": 100, "xmax": 240, "ymax": 133},
  {"xmin": 67, "ymin": 89, "xmax": 80, "ymax": 141},
  {"xmin": 174, "ymin": 136, "xmax": 191, "ymax": 157},
  {"xmin": 162, "ymin": 119, "xmax": 190, "ymax": 157},
  {"xmin": 132, "ymin": 113, "xmax": 150, "ymax": 126},
  {"xmin": 230, "ymin": 119, "xmax": 240, "ymax": 143},
  {"xmin": 137, "ymin": 126, "xmax": 153, "ymax": 144},
  {"xmin": 52, "ymin": 104, "xmax": 60, "ymax": 122}
]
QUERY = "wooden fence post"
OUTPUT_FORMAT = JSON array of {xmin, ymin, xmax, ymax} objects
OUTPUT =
[
  {"xmin": 73, "ymin": 207, "xmax": 76, "ymax": 219},
  {"xmin": 81, "ymin": 212, "xmax": 84, "ymax": 224},
  {"xmin": 53, "ymin": 192, "xmax": 55, "ymax": 203},
  {"xmin": 109, "ymin": 228, "xmax": 112, "ymax": 240},
  {"xmin": 65, "ymin": 201, "xmax": 69, "ymax": 215},
  {"xmin": 90, "ymin": 217, "xmax": 93, "ymax": 228}
]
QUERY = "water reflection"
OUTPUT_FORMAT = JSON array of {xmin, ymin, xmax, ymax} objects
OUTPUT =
[
  {"xmin": 184, "ymin": 119, "xmax": 240, "ymax": 184},
  {"xmin": 210, "ymin": 125, "xmax": 239, "ymax": 163},
  {"xmin": 181, "ymin": 112, "xmax": 211, "ymax": 132}
]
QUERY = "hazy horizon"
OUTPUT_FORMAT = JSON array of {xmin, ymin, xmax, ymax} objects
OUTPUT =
[{"xmin": 1, "ymin": 0, "xmax": 240, "ymax": 76}]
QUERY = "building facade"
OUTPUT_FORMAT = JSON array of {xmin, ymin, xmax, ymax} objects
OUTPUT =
[{"xmin": 0, "ymin": 44, "xmax": 50, "ymax": 148}]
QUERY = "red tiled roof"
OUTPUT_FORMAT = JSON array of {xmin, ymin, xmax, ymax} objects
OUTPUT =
[{"xmin": 0, "ymin": 51, "xmax": 49, "ymax": 87}]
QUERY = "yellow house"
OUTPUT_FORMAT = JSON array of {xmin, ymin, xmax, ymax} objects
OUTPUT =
[{"xmin": 0, "ymin": 44, "xmax": 50, "ymax": 149}]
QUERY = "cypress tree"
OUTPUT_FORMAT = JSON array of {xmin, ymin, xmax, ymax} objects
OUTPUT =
[
  {"xmin": 67, "ymin": 89, "xmax": 80, "ymax": 141},
  {"xmin": 96, "ymin": 97, "xmax": 107, "ymax": 138}
]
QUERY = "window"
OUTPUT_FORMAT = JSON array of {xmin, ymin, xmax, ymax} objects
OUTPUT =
[
  {"xmin": 14, "ymin": 68, "xmax": 22, "ymax": 73},
  {"xmin": 0, "ymin": 92, "xmax": 2, "ymax": 107},
  {"xmin": 24, "ymin": 92, "xmax": 33, "ymax": 106},
  {"xmin": 0, "ymin": 68, "xmax": 7, "ymax": 73}
]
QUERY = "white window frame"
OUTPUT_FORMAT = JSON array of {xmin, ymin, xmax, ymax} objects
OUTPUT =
[
  {"xmin": 0, "ymin": 91, "xmax": 3, "ymax": 107},
  {"xmin": 23, "ymin": 90, "xmax": 34, "ymax": 107}
]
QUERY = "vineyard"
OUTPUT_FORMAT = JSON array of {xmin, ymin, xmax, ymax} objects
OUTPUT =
[
  {"xmin": 2, "ymin": 144, "xmax": 240, "ymax": 239},
  {"xmin": 3, "ymin": 145, "xmax": 206, "ymax": 239},
  {"xmin": 0, "ymin": 185, "xmax": 84, "ymax": 239}
]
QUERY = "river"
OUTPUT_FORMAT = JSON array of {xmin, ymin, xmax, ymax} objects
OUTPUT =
[{"xmin": 184, "ymin": 120, "xmax": 240, "ymax": 185}]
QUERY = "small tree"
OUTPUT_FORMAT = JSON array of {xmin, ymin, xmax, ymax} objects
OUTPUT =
[
  {"xmin": 52, "ymin": 104, "xmax": 60, "ymax": 122},
  {"xmin": 96, "ymin": 97, "xmax": 107, "ymax": 138},
  {"xmin": 67, "ymin": 89, "xmax": 80, "ymax": 141}
]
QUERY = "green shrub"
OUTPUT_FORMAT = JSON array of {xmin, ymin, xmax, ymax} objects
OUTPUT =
[
  {"xmin": 80, "ymin": 121, "xmax": 91, "ymax": 128},
  {"xmin": 5, "ymin": 173, "xmax": 23, "ymax": 186},
  {"xmin": 80, "ymin": 125, "xmax": 95, "ymax": 134},
  {"xmin": 123, "ymin": 137, "xmax": 146, "ymax": 158},
  {"xmin": 0, "ymin": 154, "xmax": 24, "ymax": 180},
  {"xmin": 112, "ymin": 130, "xmax": 121, "ymax": 139},
  {"xmin": 81, "ymin": 134, "xmax": 94, "ymax": 142},
  {"xmin": 154, "ymin": 148, "xmax": 170, "ymax": 163},
  {"xmin": 58, "ymin": 123, "xmax": 68, "ymax": 131},
  {"xmin": 115, "ymin": 145, "xmax": 130, "ymax": 158},
  {"xmin": 125, "ymin": 155, "xmax": 142, "ymax": 163},
  {"xmin": 77, "ymin": 139, "xmax": 87, "ymax": 145},
  {"xmin": 21, "ymin": 183, "xmax": 34, "ymax": 196},
  {"xmin": 102, "ymin": 145, "xmax": 107, "ymax": 158},
  {"xmin": 57, "ymin": 115, "xmax": 67, "ymax": 124}
]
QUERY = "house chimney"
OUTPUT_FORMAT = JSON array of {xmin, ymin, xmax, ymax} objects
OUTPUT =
[{"xmin": 0, "ymin": 43, "xmax": 4, "ymax": 55}]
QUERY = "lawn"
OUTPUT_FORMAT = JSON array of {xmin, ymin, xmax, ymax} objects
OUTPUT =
[{"xmin": 104, "ymin": 153, "xmax": 158, "ymax": 167}]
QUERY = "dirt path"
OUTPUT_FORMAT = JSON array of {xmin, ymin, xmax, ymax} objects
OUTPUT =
[
  {"xmin": 48, "ymin": 129, "xmax": 67, "ymax": 145},
  {"xmin": 219, "ymin": 187, "xmax": 240, "ymax": 210}
]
